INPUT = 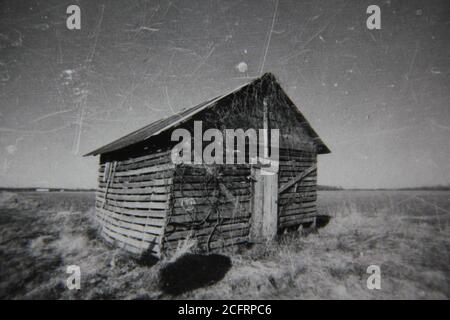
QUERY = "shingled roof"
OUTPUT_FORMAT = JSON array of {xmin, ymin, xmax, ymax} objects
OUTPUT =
[{"xmin": 84, "ymin": 73, "xmax": 330, "ymax": 156}]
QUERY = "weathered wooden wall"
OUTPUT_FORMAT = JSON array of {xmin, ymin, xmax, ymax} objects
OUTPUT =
[
  {"xmin": 94, "ymin": 148, "xmax": 318, "ymax": 256},
  {"xmin": 277, "ymin": 149, "xmax": 317, "ymax": 229},
  {"xmin": 278, "ymin": 150, "xmax": 317, "ymax": 229},
  {"xmin": 162, "ymin": 164, "xmax": 252, "ymax": 255},
  {"xmin": 95, "ymin": 150, "xmax": 174, "ymax": 256}
]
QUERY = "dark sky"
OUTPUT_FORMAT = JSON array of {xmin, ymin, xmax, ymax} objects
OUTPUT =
[{"xmin": 0, "ymin": 0, "xmax": 449, "ymax": 188}]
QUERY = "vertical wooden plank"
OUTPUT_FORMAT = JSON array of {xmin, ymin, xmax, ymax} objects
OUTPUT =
[
  {"xmin": 250, "ymin": 166, "xmax": 278, "ymax": 241},
  {"xmin": 249, "ymin": 167, "xmax": 264, "ymax": 241},
  {"xmin": 160, "ymin": 167, "xmax": 176, "ymax": 258},
  {"xmin": 262, "ymin": 168, "xmax": 278, "ymax": 240}
]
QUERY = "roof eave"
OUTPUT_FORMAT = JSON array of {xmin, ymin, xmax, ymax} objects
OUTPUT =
[{"xmin": 82, "ymin": 76, "xmax": 265, "ymax": 157}]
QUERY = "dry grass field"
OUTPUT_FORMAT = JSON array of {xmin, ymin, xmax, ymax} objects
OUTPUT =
[{"xmin": 0, "ymin": 190, "xmax": 448, "ymax": 299}]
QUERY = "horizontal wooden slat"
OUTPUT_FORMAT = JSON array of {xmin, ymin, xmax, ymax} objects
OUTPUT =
[
  {"xmin": 279, "ymin": 192, "xmax": 316, "ymax": 198},
  {"xmin": 279, "ymin": 164, "xmax": 315, "ymax": 171},
  {"xmin": 171, "ymin": 199, "xmax": 250, "ymax": 211},
  {"xmin": 279, "ymin": 212, "xmax": 318, "ymax": 224},
  {"xmin": 280, "ymin": 193, "xmax": 316, "ymax": 199},
  {"xmin": 97, "ymin": 212, "xmax": 163, "ymax": 237},
  {"xmin": 95, "ymin": 203, "xmax": 167, "ymax": 218},
  {"xmin": 164, "ymin": 234, "xmax": 249, "ymax": 252},
  {"xmin": 164, "ymin": 229, "xmax": 249, "ymax": 248},
  {"xmin": 279, "ymin": 159, "xmax": 315, "ymax": 165},
  {"xmin": 279, "ymin": 186, "xmax": 316, "ymax": 193},
  {"xmin": 97, "ymin": 207, "xmax": 165, "ymax": 229},
  {"xmin": 172, "ymin": 189, "xmax": 250, "ymax": 198},
  {"xmin": 280, "ymin": 148, "xmax": 315, "ymax": 155},
  {"xmin": 279, "ymin": 152, "xmax": 315, "ymax": 160},
  {"xmin": 101, "ymin": 220, "xmax": 161, "ymax": 244},
  {"xmin": 164, "ymin": 222, "xmax": 249, "ymax": 242},
  {"xmin": 279, "ymin": 199, "xmax": 316, "ymax": 209},
  {"xmin": 278, "ymin": 189, "xmax": 317, "ymax": 198},
  {"xmin": 280, "ymin": 170, "xmax": 315, "ymax": 177},
  {"xmin": 96, "ymin": 197, "xmax": 168, "ymax": 210},
  {"xmin": 279, "ymin": 200, "xmax": 317, "ymax": 208},
  {"xmin": 172, "ymin": 195, "xmax": 250, "ymax": 208},
  {"xmin": 100, "ymin": 158, "xmax": 171, "ymax": 175},
  {"xmin": 100, "ymin": 153, "xmax": 171, "ymax": 173},
  {"xmin": 278, "ymin": 194, "xmax": 317, "ymax": 205},
  {"xmin": 98, "ymin": 178, "xmax": 173, "ymax": 189},
  {"xmin": 172, "ymin": 181, "xmax": 249, "ymax": 191},
  {"xmin": 167, "ymin": 208, "xmax": 250, "ymax": 224},
  {"xmin": 279, "ymin": 169, "xmax": 313, "ymax": 175},
  {"xmin": 97, "ymin": 185, "xmax": 170, "ymax": 195},
  {"xmin": 101, "ymin": 150, "xmax": 171, "ymax": 167},
  {"xmin": 101, "ymin": 225, "xmax": 160, "ymax": 254},
  {"xmin": 173, "ymin": 176, "xmax": 247, "ymax": 183},
  {"xmin": 102, "ymin": 225, "xmax": 159, "ymax": 252},
  {"xmin": 279, "ymin": 191, "xmax": 316, "ymax": 198},
  {"xmin": 98, "ymin": 214, "xmax": 162, "ymax": 237},
  {"xmin": 98, "ymin": 170, "xmax": 174, "ymax": 184},
  {"xmin": 279, "ymin": 175, "xmax": 316, "ymax": 182},
  {"xmin": 99, "ymin": 163, "xmax": 175, "ymax": 178},
  {"xmin": 279, "ymin": 155, "xmax": 315, "ymax": 161},
  {"xmin": 176, "ymin": 167, "xmax": 250, "ymax": 176},
  {"xmin": 103, "ymin": 172, "xmax": 174, "ymax": 184},
  {"xmin": 279, "ymin": 205, "xmax": 317, "ymax": 217},
  {"xmin": 102, "ymin": 231, "xmax": 145, "ymax": 255},
  {"xmin": 96, "ymin": 191, "xmax": 169, "ymax": 202}
]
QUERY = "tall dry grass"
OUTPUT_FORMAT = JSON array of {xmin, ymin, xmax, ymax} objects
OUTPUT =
[
  {"xmin": 0, "ymin": 190, "xmax": 448, "ymax": 299},
  {"xmin": 182, "ymin": 191, "xmax": 449, "ymax": 299}
]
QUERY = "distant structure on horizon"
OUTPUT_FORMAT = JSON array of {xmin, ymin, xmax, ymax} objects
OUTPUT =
[{"xmin": 84, "ymin": 73, "xmax": 330, "ymax": 258}]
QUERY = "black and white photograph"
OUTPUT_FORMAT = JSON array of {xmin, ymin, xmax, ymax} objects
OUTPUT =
[{"xmin": 0, "ymin": 0, "xmax": 449, "ymax": 301}]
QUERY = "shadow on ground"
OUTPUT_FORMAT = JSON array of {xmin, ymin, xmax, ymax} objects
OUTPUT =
[
  {"xmin": 316, "ymin": 215, "xmax": 331, "ymax": 228},
  {"xmin": 159, "ymin": 253, "xmax": 232, "ymax": 295}
]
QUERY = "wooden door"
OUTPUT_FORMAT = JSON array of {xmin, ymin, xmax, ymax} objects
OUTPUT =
[{"xmin": 250, "ymin": 166, "xmax": 279, "ymax": 241}]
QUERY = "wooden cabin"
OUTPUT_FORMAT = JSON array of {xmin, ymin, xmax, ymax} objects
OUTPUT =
[{"xmin": 84, "ymin": 73, "xmax": 330, "ymax": 258}]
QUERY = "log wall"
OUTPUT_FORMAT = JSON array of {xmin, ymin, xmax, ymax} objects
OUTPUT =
[
  {"xmin": 277, "ymin": 149, "xmax": 318, "ymax": 229},
  {"xmin": 95, "ymin": 150, "xmax": 174, "ymax": 257},
  {"xmin": 94, "ymin": 148, "xmax": 319, "ymax": 257},
  {"xmin": 162, "ymin": 164, "xmax": 252, "ymax": 255}
]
